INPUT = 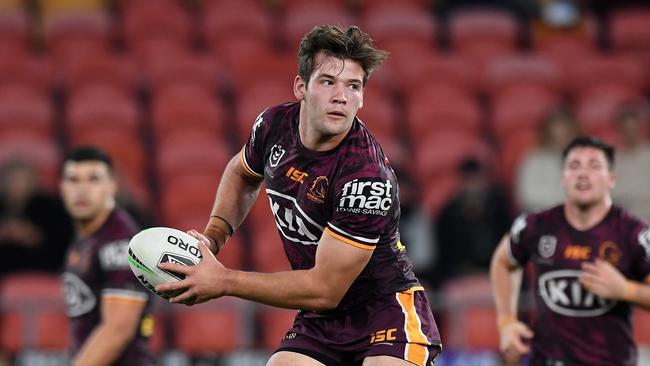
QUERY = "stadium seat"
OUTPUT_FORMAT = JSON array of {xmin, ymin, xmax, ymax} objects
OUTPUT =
[
  {"xmin": 42, "ymin": 12, "xmax": 112, "ymax": 65},
  {"xmin": 202, "ymin": 0, "xmax": 274, "ymax": 56},
  {"xmin": 421, "ymin": 172, "xmax": 460, "ymax": 217},
  {"xmin": 634, "ymin": 308, "xmax": 650, "ymax": 347},
  {"xmin": 574, "ymin": 85, "xmax": 645, "ymax": 137},
  {"xmin": 121, "ymin": 0, "xmax": 194, "ymax": 56},
  {"xmin": 170, "ymin": 300, "xmax": 246, "ymax": 355},
  {"xmin": 61, "ymin": 50, "xmax": 137, "ymax": 96},
  {"xmin": 441, "ymin": 274, "xmax": 499, "ymax": 350},
  {"xmin": 564, "ymin": 54, "xmax": 646, "ymax": 96},
  {"xmin": 0, "ymin": 86, "xmax": 54, "ymax": 140},
  {"xmin": 0, "ymin": 136, "xmax": 62, "ymax": 190},
  {"xmin": 609, "ymin": 8, "xmax": 650, "ymax": 53},
  {"xmin": 357, "ymin": 86, "xmax": 398, "ymax": 140},
  {"xmin": 448, "ymin": 8, "xmax": 519, "ymax": 68},
  {"xmin": 257, "ymin": 307, "xmax": 297, "ymax": 351},
  {"xmin": 531, "ymin": 14, "xmax": 599, "ymax": 71},
  {"xmin": 484, "ymin": 54, "xmax": 562, "ymax": 95},
  {"xmin": 0, "ymin": 9, "xmax": 30, "ymax": 51},
  {"xmin": 159, "ymin": 171, "xmax": 220, "ymax": 225},
  {"xmin": 146, "ymin": 52, "xmax": 222, "ymax": 93},
  {"xmin": 359, "ymin": 2, "xmax": 436, "ymax": 47},
  {"xmin": 490, "ymin": 84, "xmax": 561, "ymax": 143},
  {"xmin": 155, "ymin": 132, "xmax": 231, "ymax": 181},
  {"xmin": 281, "ymin": 2, "xmax": 355, "ymax": 49},
  {"xmin": 249, "ymin": 217, "xmax": 292, "ymax": 273},
  {"xmin": 496, "ymin": 129, "xmax": 537, "ymax": 189},
  {"xmin": 0, "ymin": 51, "xmax": 53, "ymax": 94},
  {"xmin": 0, "ymin": 273, "xmax": 69, "ymax": 354},
  {"xmin": 151, "ymin": 84, "xmax": 226, "ymax": 140},
  {"xmin": 405, "ymin": 84, "xmax": 482, "ymax": 139},
  {"xmin": 66, "ymin": 85, "xmax": 141, "ymax": 139},
  {"xmin": 235, "ymin": 80, "xmax": 296, "ymax": 142}
]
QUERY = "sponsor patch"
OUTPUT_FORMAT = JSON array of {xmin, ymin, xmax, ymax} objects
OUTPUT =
[
  {"xmin": 267, "ymin": 189, "xmax": 324, "ymax": 245},
  {"xmin": 99, "ymin": 240, "xmax": 130, "ymax": 270},
  {"xmin": 538, "ymin": 235, "xmax": 557, "ymax": 259},
  {"xmin": 639, "ymin": 228, "xmax": 650, "ymax": 260},
  {"xmin": 337, "ymin": 178, "xmax": 393, "ymax": 216},
  {"xmin": 510, "ymin": 215, "xmax": 527, "ymax": 244},
  {"xmin": 538, "ymin": 270, "xmax": 616, "ymax": 317},
  {"xmin": 62, "ymin": 272, "xmax": 96, "ymax": 317}
]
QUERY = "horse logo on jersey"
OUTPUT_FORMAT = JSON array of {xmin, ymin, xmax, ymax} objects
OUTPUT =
[
  {"xmin": 538, "ymin": 235, "xmax": 557, "ymax": 258},
  {"xmin": 269, "ymin": 144, "xmax": 286, "ymax": 168},
  {"xmin": 598, "ymin": 241, "xmax": 622, "ymax": 266},
  {"xmin": 307, "ymin": 176, "xmax": 328, "ymax": 204}
]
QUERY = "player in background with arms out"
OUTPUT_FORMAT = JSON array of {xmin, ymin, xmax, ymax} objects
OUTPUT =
[
  {"xmin": 157, "ymin": 25, "xmax": 441, "ymax": 365},
  {"xmin": 60, "ymin": 146, "xmax": 154, "ymax": 366},
  {"xmin": 490, "ymin": 136, "xmax": 650, "ymax": 366}
]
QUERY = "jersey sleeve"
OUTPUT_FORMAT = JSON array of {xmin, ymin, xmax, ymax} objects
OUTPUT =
[
  {"xmin": 241, "ymin": 108, "xmax": 269, "ymax": 178},
  {"xmin": 629, "ymin": 224, "xmax": 650, "ymax": 281},
  {"xmin": 326, "ymin": 167, "xmax": 398, "ymax": 251},
  {"xmin": 507, "ymin": 214, "xmax": 534, "ymax": 266},
  {"xmin": 98, "ymin": 239, "xmax": 149, "ymax": 303}
]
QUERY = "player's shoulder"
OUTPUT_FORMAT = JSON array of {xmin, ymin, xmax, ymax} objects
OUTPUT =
[
  {"xmin": 609, "ymin": 205, "xmax": 648, "ymax": 227},
  {"xmin": 510, "ymin": 205, "xmax": 563, "ymax": 243},
  {"xmin": 338, "ymin": 121, "xmax": 391, "ymax": 175},
  {"xmin": 258, "ymin": 102, "xmax": 299, "ymax": 126}
]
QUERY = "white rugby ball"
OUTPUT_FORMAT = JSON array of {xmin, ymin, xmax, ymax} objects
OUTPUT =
[{"xmin": 128, "ymin": 227, "xmax": 202, "ymax": 299}]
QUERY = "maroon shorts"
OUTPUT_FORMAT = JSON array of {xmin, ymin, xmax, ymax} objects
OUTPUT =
[{"xmin": 275, "ymin": 287, "xmax": 441, "ymax": 366}]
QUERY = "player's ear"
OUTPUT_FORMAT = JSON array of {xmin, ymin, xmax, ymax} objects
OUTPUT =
[{"xmin": 294, "ymin": 75, "xmax": 306, "ymax": 101}]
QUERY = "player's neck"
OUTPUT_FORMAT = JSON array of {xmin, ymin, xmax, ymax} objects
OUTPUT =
[
  {"xmin": 298, "ymin": 112, "xmax": 347, "ymax": 152},
  {"xmin": 564, "ymin": 197, "xmax": 612, "ymax": 231},
  {"xmin": 76, "ymin": 206, "xmax": 113, "ymax": 238}
]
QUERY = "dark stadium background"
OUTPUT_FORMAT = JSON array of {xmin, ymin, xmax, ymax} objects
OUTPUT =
[{"xmin": 0, "ymin": 0, "xmax": 648, "ymax": 365}]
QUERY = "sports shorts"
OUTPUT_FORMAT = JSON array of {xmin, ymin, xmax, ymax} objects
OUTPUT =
[{"xmin": 274, "ymin": 286, "xmax": 441, "ymax": 366}]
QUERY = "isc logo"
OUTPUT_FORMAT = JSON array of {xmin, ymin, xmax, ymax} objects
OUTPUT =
[
  {"xmin": 370, "ymin": 328, "xmax": 397, "ymax": 343},
  {"xmin": 539, "ymin": 270, "xmax": 616, "ymax": 317},
  {"xmin": 339, "ymin": 179, "xmax": 393, "ymax": 211}
]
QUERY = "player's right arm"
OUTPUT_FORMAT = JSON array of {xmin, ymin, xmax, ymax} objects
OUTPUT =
[
  {"xmin": 201, "ymin": 150, "xmax": 264, "ymax": 254},
  {"xmin": 490, "ymin": 234, "xmax": 534, "ymax": 365}
]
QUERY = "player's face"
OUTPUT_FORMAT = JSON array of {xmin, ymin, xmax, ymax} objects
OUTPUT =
[
  {"xmin": 60, "ymin": 161, "xmax": 117, "ymax": 221},
  {"xmin": 294, "ymin": 52, "xmax": 364, "ymax": 141},
  {"xmin": 561, "ymin": 147, "xmax": 615, "ymax": 207}
]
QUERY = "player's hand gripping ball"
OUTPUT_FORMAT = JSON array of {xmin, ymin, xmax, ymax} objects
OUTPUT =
[{"xmin": 128, "ymin": 227, "xmax": 202, "ymax": 299}]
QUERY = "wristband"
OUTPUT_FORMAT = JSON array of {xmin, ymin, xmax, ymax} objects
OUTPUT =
[{"xmin": 203, "ymin": 215, "xmax": 233, "ymax": 254}]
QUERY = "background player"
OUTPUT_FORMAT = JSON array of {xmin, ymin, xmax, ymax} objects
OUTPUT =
[
  {"xmin": 156, "ymin": 25, "xmax": 441, "ymax": 365},
  {"xmin": 60, "ymin": 146, "xmax": 154, "ymax": 366},
  {"xmin": 490, "ymin": 136, "xmax": 650, "ymax": 365}
]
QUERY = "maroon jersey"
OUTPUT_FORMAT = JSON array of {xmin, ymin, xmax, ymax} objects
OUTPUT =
[
  {"xmin": 62, "ymin": 208, "xmax": 153, "ymax": 365},
  {"xmin": 242, "ymin": 102, "xmax": 422, "ymax": 317},
  {"xmin": 508, "ymin": 205, "xmax": 650, "ymax": 366}
]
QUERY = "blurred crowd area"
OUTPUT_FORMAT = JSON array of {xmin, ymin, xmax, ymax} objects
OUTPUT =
[{"xmin": 0, "ymin": 0, "xmax": 649, "ymax": 364}]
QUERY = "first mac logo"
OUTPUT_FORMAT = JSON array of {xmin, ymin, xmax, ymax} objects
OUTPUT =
[{"xmin": 338, "ymin": 178, "xmax": 393, "ymax": 215}]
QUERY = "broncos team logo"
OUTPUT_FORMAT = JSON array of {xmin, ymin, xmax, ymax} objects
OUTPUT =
[{"xmin": 307, "ymin": 176, "xmax": 328, "ymax": 204}]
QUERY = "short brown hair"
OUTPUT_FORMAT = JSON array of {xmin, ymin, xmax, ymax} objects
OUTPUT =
[{"xmin": 298, "ymin": 25, "xmax": 388, "ymax": 86}]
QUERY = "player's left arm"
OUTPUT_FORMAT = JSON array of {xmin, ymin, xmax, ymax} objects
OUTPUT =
[{"xmin": 72, "ymin": 295, "xmax": 147, "ymax": 366}]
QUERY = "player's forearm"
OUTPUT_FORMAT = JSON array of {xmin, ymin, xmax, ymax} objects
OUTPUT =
[
  {"xmin": 622, "ymin": 280, "xmax": 650, "ymax": 310},
  {"xmin": 210, "ymin": 155, "xmax": 262, "ymax": 231},
  {"xmin": 72, "ymin": 324, "xmax": 134, "ymax": 366},
  {"xmin": 222, "ymin": 268, "xmax": 344, "ymax": 311},
  {"xmin": 490, "ymin": 245, "xmax": 522, "ymax": 326}
]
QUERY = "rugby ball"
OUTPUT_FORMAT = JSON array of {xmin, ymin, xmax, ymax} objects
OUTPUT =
[{"xmin": 128, "ymin": 227, "xmax": 202, "ymax": 299}]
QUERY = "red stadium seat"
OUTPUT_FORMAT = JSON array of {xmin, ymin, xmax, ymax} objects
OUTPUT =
[
  {"xmin": 0, "ymin": 10, "xmax": 30, "ymax": 51},
  {"xmin": 0, "ymin": 86, "xmax": 54, "ymax": 140},
  {"xmin": 61, "ymin": 50, "xmax": 137, "ymax": 96},
  {"xmin": 357, "ymin": 86, "xmax": 398, "ymax": 140},
  {"xmin": 496, "ymin": 129, "xmax": 537, "ymax": 189},
  {"xmin": 0, "ymin": 136, "xmax": 62, "ymax": 190},
  {"xmin": 282, "ymin": 2, "xmax": 355, "ymax": 49},
  {"xmin": 0, "ymin": 52, "xmax": 53, "ymax": 94},
  {"xmin": 121, "ymin": 0, "xmax": 194, "ymax": 55},
  {"xmin": 66, "ymin": 85, "xmax": 141, "ymax": 138},
  {"xmin": 484, "ymin": 54, "xmax": 562, "ymax": 95},
  {"xmin": 146, "ymin": 52, "xmax": 222, "ymax": 93},
  {"xmin": 249, "ymin": 218, "xmax": 291, "ymax": 273},
  {"xmin": 235, "ymin": 80, "xmax": 296, "ymax": 142},
  {"xmin": 257, "ymin": 307, "xmax": 298, "ymax": 351},
  {"xmin": 442, "ymin": 274, "xmax": 499, "ymax": 350},
  {"xmin": 449, "ymin": 8, "xmax": 519, "ymax": 68},
  {"xmin": 565, "ymin": 54, "xmax": 646, "ymax": 96},
  {"xmin": 405, "ymin": 84, "xmax": 482, "ymax": 139},
  {"xmin": 43, "ymin": 12, "xmax": 112, "ymax": 65},
  {"xmin": 170, "ymin": 300, "xmax": 246, "ymax": 355},
  {"xmin": 421, "ymin": 172, "xmax": 460, "ymax": 217},
  {"xmin": 490, "ymin": 84, "xmax": 561, "ymax": 142},
  {"xmin": 202, "ymin": 0, "xmax": 274, "ymax": 56},
  {"xmin": 609, "ymin": 8, "xmax": 650, "ymax": 53},
  {"xmin": 0, "ymin": 273, "xmax": 69, "ymax": 354},
  {"xmin": 391, "ymin": 52, "xmax": 480, "ymax": 95},
  {"xmin": 575, "ymin": 85, "xmax": 645, "ymax": 136},
  {"xmin": 634, "ymin": 308, "xmax": 650, "ymax": 347},
  {"xmin": 155, "ymin": 132, "xmax": 231, "ymax": 181},
  {"xmin": 359, "ymin": 2, "xmax": 436, "ymax": 47}
]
